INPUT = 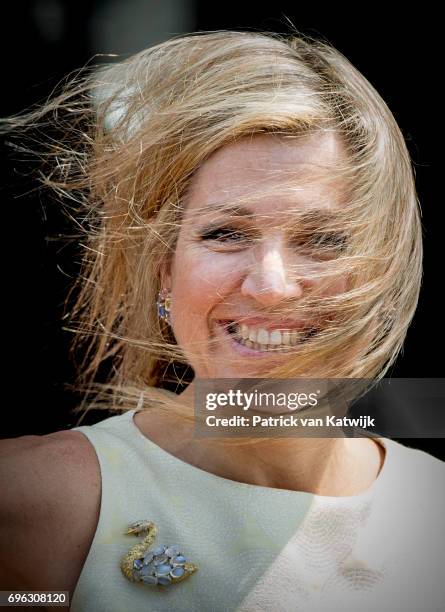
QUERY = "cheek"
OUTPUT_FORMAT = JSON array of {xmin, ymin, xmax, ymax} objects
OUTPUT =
[
  {"xmin": 316, "ymin": 273, "xmax": 348, "ymax": 324},
  {"xmin": 327, "ymin": 276, "xmax": 348, "ymax": 295},
  {"xmin": 314, "ymin": 264, "xmax": 348, "ymax": 297},
  {"xmin": 170, "ymin": 248, "xmax": 241, "ymax": 334}
]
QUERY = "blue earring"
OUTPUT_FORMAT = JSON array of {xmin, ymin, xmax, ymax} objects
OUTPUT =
[{"xmin": 157, "ymin": 288, "xmax": 172, "ymax": 325}]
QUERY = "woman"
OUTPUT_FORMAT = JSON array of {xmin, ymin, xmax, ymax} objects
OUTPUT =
[{"xmin": 1, "ymin": 30, "xmax": 443, "ymax": 611}]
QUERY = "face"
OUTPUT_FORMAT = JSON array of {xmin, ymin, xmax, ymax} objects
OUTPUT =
[{"xmin": 164, "ymin": 132, "xmax": 350, "ymax": 378}]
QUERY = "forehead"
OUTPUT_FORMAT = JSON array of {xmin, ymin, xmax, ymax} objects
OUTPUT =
[{"xmin": 184, "ymin": 132, "xmax": 349, "ymax": 218}]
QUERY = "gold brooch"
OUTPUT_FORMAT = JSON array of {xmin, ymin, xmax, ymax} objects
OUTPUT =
[{"xmin": 121, "ymin": 520, "xmax": 198, "ymax": 587}]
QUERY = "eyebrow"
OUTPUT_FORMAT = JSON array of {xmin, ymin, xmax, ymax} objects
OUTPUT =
[{"xmin": 195, "ymin": 202, "xmax": 343, "ymax": 224}]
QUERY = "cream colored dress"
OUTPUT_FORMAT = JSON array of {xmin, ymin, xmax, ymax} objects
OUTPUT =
[{"xmin": 70, "ymin": 409, "xmax": 445, "ymax": 611}]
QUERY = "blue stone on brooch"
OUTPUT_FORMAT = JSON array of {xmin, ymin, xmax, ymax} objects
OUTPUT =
[
  {"xmin": 155, "ymin": 563, "xmax": 172, "ymax": 576},
  {"xmin": 165, "ymin": 544, "xmax": 181, "ymax": 557},
  {"xmin": 140, "ymin": 563, "xmax": 156, "ymax": 576},
  {"xmin": 154, "ymin": 553, "xmax": 168, "ymax": 565},
  {"xmin": 171, "ymin": 566, "xmax": 185, "ymax": 579}
]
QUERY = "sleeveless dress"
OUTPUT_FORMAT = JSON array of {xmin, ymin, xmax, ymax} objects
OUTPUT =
[{"xmin": 70, "ymin": 409, "xmax": 445, "ymax": 611}]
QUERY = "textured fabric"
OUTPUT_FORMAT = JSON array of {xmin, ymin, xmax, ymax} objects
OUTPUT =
[{"xmin": 70, "ymin": 409, "xmax": 445, "ymax": 611}]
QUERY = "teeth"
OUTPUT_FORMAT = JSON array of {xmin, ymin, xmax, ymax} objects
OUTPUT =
[
  {"xmin": 235, "ymin": 323, "xmax": 296, "ymax": 346},
  {"xmin": 249, "ymin": 328, "xmax": 257, "ymax": 342},
  {"xmin": 237, "ymin": 338, "xmax": 291, "ymax": 352},
  {"xmin": 220, "ymin": 321, "xmax": 317, "ymax": 352},
  {"xmin": 257, "ymin": 329, "xmax": 269, "ymax": 345},
  {"xmin": 269, "ymin": 329, "xmax": 282, "ymax": 345}
]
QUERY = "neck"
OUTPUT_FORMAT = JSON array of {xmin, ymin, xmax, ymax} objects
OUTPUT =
[{"xmin": 137, "ymin": 383, "xmax": 384, "ymax": 497}]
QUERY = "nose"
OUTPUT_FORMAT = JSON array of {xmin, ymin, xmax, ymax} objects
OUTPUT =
[{"xmin": 240, "ymin": 238, "xmax": 305, "ymax": 307}]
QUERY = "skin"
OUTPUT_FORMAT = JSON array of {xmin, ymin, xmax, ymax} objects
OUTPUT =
[{"xmin": 135, "ymin": 132, "xmax": 385, "ymax": 496}]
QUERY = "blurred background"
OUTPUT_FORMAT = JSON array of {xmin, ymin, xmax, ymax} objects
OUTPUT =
[{"xmin": 1, "ymin": 1, "xmax": 443, "ymax": 458}]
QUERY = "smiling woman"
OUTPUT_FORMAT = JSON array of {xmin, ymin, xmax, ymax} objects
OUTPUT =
[{"xmin": 1, "ymin": 29, "xmax": 443, "ymax": 612}]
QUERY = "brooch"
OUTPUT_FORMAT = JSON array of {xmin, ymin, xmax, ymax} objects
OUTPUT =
[{"xmin": 121, "ymin": 520, "xmax": 198, "ymax": 587}]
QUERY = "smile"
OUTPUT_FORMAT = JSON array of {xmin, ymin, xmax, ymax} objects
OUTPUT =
[{"xmin": 217, "ymin": 321, "xmax": 318, "ymax": 354}]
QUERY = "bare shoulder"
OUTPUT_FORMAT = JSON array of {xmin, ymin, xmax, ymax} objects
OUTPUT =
[
  {"xmin": 0, "ymin": 429, "xmax": 100, "ymax": 516},
  {"xmin": 0, "ymin": 429, "xmax": 101, "ymax": 595},
  {"xmin": 0, "ymin": 427, "xmax": 99, "ymax": 470}
]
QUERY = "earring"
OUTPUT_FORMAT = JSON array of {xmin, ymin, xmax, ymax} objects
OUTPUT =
[{"xmin": 157, "ymin": 288, "xmax": 172, "ymax": 325}]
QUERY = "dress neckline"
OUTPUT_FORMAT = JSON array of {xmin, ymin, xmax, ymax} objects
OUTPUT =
[{"xmin": 126, "ymin": 408, "xmax": 391, "ymax": 503}]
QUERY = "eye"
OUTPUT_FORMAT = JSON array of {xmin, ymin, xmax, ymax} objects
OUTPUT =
[
  {"xmin": 198, "ymin": 226, "xmax": 251, "ymax": 243},
  {"xmin": 310, "ymin": 232, "xmax": 347, "ymax": 250},
  {"xmin": 293, "ymin": 232, "xmax": 348, "ymax": 256}
]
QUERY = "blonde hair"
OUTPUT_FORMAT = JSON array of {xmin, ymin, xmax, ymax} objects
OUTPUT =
[{"xmin": 1, "ymin": 29, "xmax": 422, "ymax": 424}]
